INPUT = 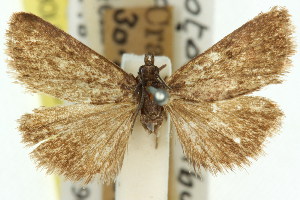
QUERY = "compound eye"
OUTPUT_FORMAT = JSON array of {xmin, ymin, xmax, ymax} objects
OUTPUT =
[
  {"xmin": 154, "ymin": 66, "xmax": 160, "ymax": 75},
  {"xmin": 138, "ymin": 66, "xmax": 145, "ymax": 74}
]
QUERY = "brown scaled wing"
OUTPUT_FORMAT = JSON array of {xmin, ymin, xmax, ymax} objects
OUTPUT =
[
  {"xmin": 7, "ymin": 13, "xmax": 138, "ymax": 184},
  {"xmin": 166, "ymin": 7, "xmax": 294, "ymax": 102},
  {"xmin": 7, "ymin": 12, "xmax": 137, "ymax": 104},
  {"xmin": 165, "ymin": 7, "xmax": 295, "ymax": 174}
]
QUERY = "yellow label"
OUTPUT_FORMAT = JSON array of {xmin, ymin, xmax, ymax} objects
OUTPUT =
[
  {"xmin": 23, "ymin": 0, "xmax": 68, "ymax": 30},
  {"xmin": 22, "ymin": 0, "xmax": 68, "ymax": 107}
]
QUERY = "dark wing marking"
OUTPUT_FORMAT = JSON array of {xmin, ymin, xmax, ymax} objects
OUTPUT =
[
  {"xmin": 6, "ymin": 12, "xmax": 136, "ymax": 104},
  {"xmin": 165, "ymin": 96, "xmax": 283, "ymax": 173},
  {"xmin": 167, "ymin": 7, "xmax": 295, "ymax": 102},
  {"xmin": 20, "ymin": 102, "xmax": 137, "ymax": 184}
]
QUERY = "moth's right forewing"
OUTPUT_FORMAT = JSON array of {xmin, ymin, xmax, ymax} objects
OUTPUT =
[{"xmin": 7, "ymin": 12, "xmax": 137, "ymax": 104}]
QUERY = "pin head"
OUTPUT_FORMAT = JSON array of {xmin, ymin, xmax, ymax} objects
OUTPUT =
[{"xmin": 147, "ymin": 86, "xmax": 169, "ymax": 106}]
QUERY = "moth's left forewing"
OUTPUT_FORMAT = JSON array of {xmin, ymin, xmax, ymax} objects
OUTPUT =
[{"xmin": 165, "ymin": 96, "xmax": 283, "ymax": 173}]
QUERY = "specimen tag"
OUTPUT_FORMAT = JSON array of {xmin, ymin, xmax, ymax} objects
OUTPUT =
[
  {"xmin": 23, "ymin": 0, "xmax": 67, "ymax": 30},
  {"xmin": 103, "ymin": 6, "xmax": 173, "ymax": 65}
]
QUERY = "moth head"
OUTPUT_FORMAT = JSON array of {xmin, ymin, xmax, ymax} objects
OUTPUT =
[{"xmin": 144, "ymin": 54, "xmax": 155, "ymax": 66}]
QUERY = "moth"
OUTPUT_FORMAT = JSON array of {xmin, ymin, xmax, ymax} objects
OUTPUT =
[{"xmin": 6, "ymin": 7, "xmax": 294, "ymax": 184}]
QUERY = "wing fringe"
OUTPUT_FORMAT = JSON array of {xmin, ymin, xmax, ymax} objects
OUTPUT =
[
  {"xmin": 166, "ymin": 96, "xmax": 283, "ymax": 174},
  {"xmin": 20, "ymin": 102, "xmax": 137, "ymax": 184}
]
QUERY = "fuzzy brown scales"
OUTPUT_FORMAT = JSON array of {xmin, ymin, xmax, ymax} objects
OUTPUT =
[
  {"xmin": 6, "ymin": 12, "xmax": 136, "ymax": 104},
  {"xmin": 166, "ymin": 7, "xmax": 295, "ymax": 102},
  {"xmin": 20, "ymin": 103, "xmax": 136, "ymax": 183},
  {"xmin": 6, "ymin": 7, "xmax": 295, "ymax": 184},
  {"xmin": 166, "ymin": 96, "xmax": 283, "ymax": 173}
]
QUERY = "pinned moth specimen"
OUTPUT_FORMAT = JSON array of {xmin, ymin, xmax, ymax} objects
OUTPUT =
[{"xmin": 6, "ymin": 7, "xmax": 295, "ymax": 183}]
